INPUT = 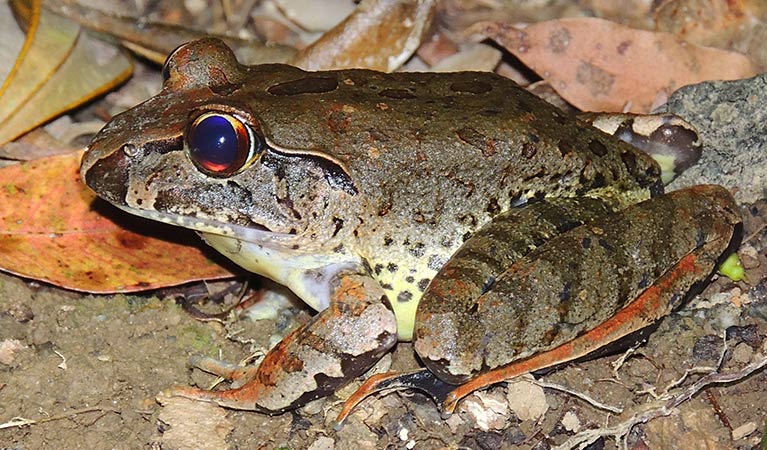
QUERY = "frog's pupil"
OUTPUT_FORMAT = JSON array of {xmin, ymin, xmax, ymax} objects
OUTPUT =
[{"xmin": 188, "ymin": 114, "xmax": 249, "ymax": 175}]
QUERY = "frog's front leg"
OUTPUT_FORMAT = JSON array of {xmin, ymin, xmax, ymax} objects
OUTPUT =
[{"xmin": 171, "ymin": 271, "xmax": 398, "ymax": 413}]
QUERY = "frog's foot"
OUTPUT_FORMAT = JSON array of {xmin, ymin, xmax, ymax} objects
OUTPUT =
[
  {"xmin": 334, "ymin": 369, "xmax": 458, "ymax": 428},
  {"xmin": 168, "ymin": 272, "xmax": 398, "ymax": 414}
]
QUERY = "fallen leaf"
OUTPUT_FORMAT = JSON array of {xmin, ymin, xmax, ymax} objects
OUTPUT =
[
  {"xmin": 0, "ymin": 1, "xmax": 133, "ymax": 145},
  {"xmin": 290, "ymin": 0, "xmax": 435, "ymax": 71},
  {"xmin": 0, "ymin": 151, "xmax": 237, "ymax": 293},
  {"xmin": 45, "ymin": 1, "xmax": 296, "ymax": 65},
  {"xmin": 467, "ymin": 17, "xmax": 759, "ymax": 112},
  {"xmin": 0, "ymin": 0, "xmax": 80, "ymax": 128}
]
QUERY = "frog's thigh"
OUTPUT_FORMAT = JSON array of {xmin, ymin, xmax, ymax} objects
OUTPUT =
[
  {"xmin": 171, "ymin": 272, "xmax": 398, "ymax": 413},
  {"xmin": 440, "ymin": 185, "xmax": 741, "ymax": 414},
  {"xmin": 414, "ymin": 197, "xmax": 615, "ymax": 384},
  {"xmin": 415, "ymin": 185, "xmax": 741, "ymax": 388}
]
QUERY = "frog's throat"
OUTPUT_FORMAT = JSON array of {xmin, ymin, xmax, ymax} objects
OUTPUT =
[
  {"xmin": 111, "ymin": 204, "xmax": 364, "ymax": 314},
  {"xmin": 200, "ymin": 232, "xmax": 359, "ymax": 313}
]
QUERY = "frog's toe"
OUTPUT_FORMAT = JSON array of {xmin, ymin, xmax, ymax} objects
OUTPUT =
[
  {"xmin": 188, "ymin": 355, "xmax": 260, "ymax": 387},
  {"xmin": 334, "ymin": 369, "xmax": 458, "ymax": 428}
]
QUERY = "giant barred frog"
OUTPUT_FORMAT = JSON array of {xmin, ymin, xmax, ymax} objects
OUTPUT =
[{"xmin": 80, "ymin": 38, "xmax": 742, "ymax": 422}]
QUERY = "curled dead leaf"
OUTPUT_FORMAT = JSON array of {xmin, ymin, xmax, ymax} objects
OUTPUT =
[{"xmin": 467, "ymin": 17, "xmax": 759, "ymax": 113}]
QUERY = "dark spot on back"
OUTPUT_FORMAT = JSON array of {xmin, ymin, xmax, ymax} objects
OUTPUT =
[
  {"xmin": 418, "ymin": 278, "xmax": 431, "ymax": 292},
  {"xmin": 558, "ymin": 282, "xmax": 572, "ymax": 302},
  {"xmin": 374, "ymin": 264, "xmax": 383, "ymax": 275},
  {"xmin": 479, "ymin": 108, "xmax": 501, "ymax": 116},
  {"xmin": 591, "ymin": 172, "xmax": 606, "ymax": 189},
  {"xmin": 485, "ymin": 197, "xmax": 501, "ymax": 215},
  {"xmin": 387, "ymin": 262, "xmax": 398, "ymax": 273},
  {"xmin": 581, "ymin": 237, "xmax": 592, "ymax": 249},
  {"xmin": 332, "ymin": 217, "xmax": 344, "ymax": 237},
  {"xmin": 620, "ymin": 150, "xmax": 637, "ymax": 175},
  {"xmin": 267, "ymin": 76, "xmax": 338, "ymax": 95},
  {"xmin": 449, "ymin": 81, "xmax": 492, "ymax": 94},
  {"xmin": 558, "ymin": 140, "xmax": 574, "ymax": 157},
  {"xmin": 598, "ymin": 238, "xmax": 614, "ymax": 252},
  {"xmin": 551, "ymin": 110, "xmax": 568, "ymax": 125},
  {"xmin": 541, "ymin": 326, "xmax": 560, "ymax": 346},
  {"xmin": 397, "ymin": 291, "xmax": 413, "ymax": 302},
  {"xmin": 695, "ymin": 229, "xmax": 707, "ymax": 248},
  {"xmin": 522, "ymin": 142, "xmax": 538, "ymax": 158},
  {"xmin": 379, "ymin": 88, "xmax": 416, "ymax": 99},
  {"xmin": 456, "ymin": 127, "xmax": 495, "ymax": 157},
  {"xmin": 588, "ymin": 139, "xmax": 608, "ymax": 157}
]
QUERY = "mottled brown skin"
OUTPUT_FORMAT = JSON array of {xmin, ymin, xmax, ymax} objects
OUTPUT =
[{"xmin": 80, "ymin": 38, "xmax": 740, "ymax": 419}]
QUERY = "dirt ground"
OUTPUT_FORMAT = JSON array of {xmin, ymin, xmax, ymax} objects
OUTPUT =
[{"xmin": 1, "ymin": 198, "xmax": 766, "ymax": 450}]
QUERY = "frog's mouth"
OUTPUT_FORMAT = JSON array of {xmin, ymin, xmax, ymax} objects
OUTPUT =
[{"xmin": 111, "ymin": 203, "xmax": 296, "ymax": 249}]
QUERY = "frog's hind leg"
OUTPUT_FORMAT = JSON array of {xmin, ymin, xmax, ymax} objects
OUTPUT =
[
  {"xmin": 170, "ymin": 272, "xmax": 398, "ymax": 414},
  {"xmin": 421, "ymin": 185, "xmax": 741, "ymax": 416}
]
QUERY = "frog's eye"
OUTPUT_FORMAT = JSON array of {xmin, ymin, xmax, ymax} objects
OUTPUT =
[{"xmin": 186, "ymin": 112, "xmax": 263, "ymax": 176}]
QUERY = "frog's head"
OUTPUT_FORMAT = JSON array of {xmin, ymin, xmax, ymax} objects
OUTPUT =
[{"xmin": 81, "ymin": 39, "xmax": 360, "ymax": 256}]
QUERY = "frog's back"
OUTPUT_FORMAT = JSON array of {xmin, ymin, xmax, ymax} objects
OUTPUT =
[
  {"xmin": 244, "ymin": 65, "xmax": 662, "ymax": 217},
  {"xmin": 242, "ymin": 65, "xmax": 660, "ymax": 204}
]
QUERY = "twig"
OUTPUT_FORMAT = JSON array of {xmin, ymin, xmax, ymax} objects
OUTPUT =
[
  {"xmin": 0, "ymin": 407, "xmax": 119, "ymax": 430},
  {"xmin": 531, "ymin": 379, "xmax": 623, "ymax": 414}
]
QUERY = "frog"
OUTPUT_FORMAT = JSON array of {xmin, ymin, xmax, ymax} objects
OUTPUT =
[{"xmin": 79, "ymin": 38, "xmax": 742, "ymax": 423}]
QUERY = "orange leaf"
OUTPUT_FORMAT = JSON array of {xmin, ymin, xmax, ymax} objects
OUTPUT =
[
  {"xmin": 468, "ymin": 17, "xmax": 759, "ymax": 113},
  {"xmin": 0, "ymin": 151, "xmax": 237, "ymax": 293}
]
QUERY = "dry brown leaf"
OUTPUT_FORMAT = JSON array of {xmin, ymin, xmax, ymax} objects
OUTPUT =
[
  {"xmin": 0, "ymin": 151, "xmax": 236, "ymax": 293},
  {"xmin": 43, "ymin": 1, "xmax": 295, "ymax": 65},
  {"xmin": 290, "ymin": 0, "xmax": 435, "ymax": 71},
  {"xmin": 0, "ymin": 1, "xmax": 133, "ymax": 146},
  {"xmin": 467, "ymin": 17, "xmax": 759, "ymax": 113}
]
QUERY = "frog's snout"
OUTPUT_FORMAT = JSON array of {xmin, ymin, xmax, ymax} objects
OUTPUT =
[{"xmin": 80, "ymin": 141, "xmax": 130, "ymax": 205}]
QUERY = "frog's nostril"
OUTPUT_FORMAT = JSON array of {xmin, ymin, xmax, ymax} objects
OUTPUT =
[{"xmin": 122, "ymin": 143, "xmax": 139, "ymax": 157}]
